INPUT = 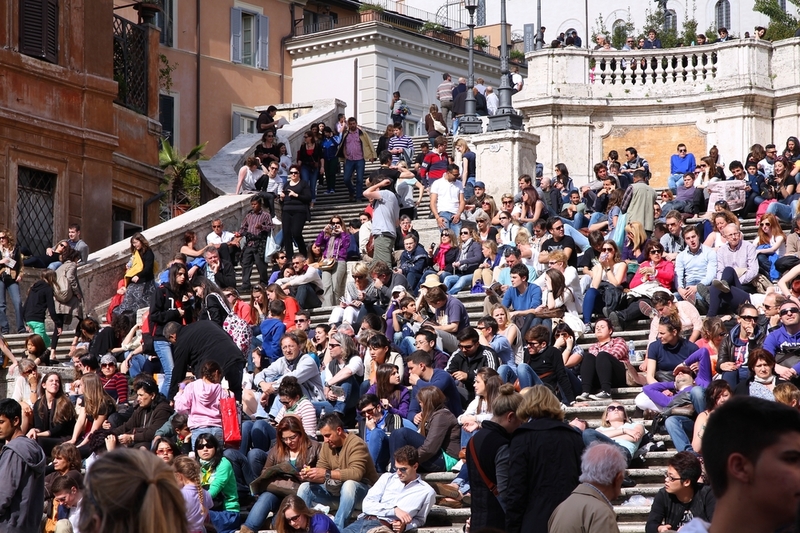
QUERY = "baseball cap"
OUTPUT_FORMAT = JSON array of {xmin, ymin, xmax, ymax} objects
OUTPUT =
[{"xmin": 473, "ymin": 181, "xmax": 486, "ymax": 189}]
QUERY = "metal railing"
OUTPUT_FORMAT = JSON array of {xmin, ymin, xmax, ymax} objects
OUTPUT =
[{"xmin": 112, "ymin": 14, "xmax": 149, "ymax": 115}]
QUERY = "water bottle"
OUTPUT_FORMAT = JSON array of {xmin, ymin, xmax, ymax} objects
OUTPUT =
[
  {"xmin": 320, "ymin": 407, "xmax": 326, "ymax": 419},
  {"xmin": 627, "ymin": 340, "xmax": 636, "ymax": 361}
]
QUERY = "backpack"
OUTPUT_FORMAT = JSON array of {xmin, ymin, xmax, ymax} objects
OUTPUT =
[{"xmin": 53, "ymin": 264, "xmax": 73, "ymax": 303}]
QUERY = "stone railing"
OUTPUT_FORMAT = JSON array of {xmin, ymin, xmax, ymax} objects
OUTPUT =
[
  {"xmin": 522, "ymin": 38, "xmax": 780, "ymax": 100},
  {"xmin": 200, "ymin": 99, "xmax": 347, "ymax": 199}
]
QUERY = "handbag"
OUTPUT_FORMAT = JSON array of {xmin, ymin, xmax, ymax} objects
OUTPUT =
[
  {"xmin": 220, "ymin": 392, "xmax": 241, "ymax": 447},
  {"xmin": 319, "ymin": 238, "xmax": 341, "ymax": 272},
  {"xmin": 612, "ymin": 212, "xmax": 628, "ymax": 248},
  {"xmin": 532, "ymin": 306, "xmax": 565, "ymax": 319},
  {"xmin": 431, "ymin": 113, "xmax": 446, "ymax": 134},
  {"xmin": 263, "ymin": 231, "xmax": 280, "ymax": 262}
]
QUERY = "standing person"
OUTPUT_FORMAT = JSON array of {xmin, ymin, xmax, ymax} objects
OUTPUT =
[
  {"xmin": 280, "ymin": 164, "xmax": 312, "ymax": 260},
  {"xmin": 314, "ymin": 216, "xmax": 350, "ymax": 307},
  {"xmin": 548, "ymin": 443, "xmax": 628, "ymax": 533},
  {"xmin": 237, "ymin": 196, "xmax": 274, "ymax": 292},
  {"xmin": 425, "ymin": 104, "xmax": 447, "ymax": 148},
  {"xmin": 0, "ymin": 229, "xmax": 25, "ymax": 335},
  {"xmin": 505, "ymin": 385, "xmax": 584, "ymax": 533},
  {"xmin": 0, "ymin": 398, "xmax": 46, "ymax": 533},
  {"xmin": 320, "ymin": 126, "xmax": 340, "ymax": 194},
  {"xmin": 646, "ymin": 451, "xmax": 715, "ymax": 533},
  {"xmin": 337, "ymin": 117, "xmax": 377, "ymax": 202},
  {"xmin": 430, "ymin": 164, "xmax": 466, "ymax": 234},
  {"xmin": 389, "ymin": 91, "xmax": 407, "ymax": 126},
  {"xmin": 296, "ymin": 130, "xmax": 323, "ymax": 208},
  {"xmin": 364, "ymin": 175, "xmax": 400, "ymax": 267},
  {"xmin": 455, "ymin": 139, "xmax": 477, "ymax": 200},
  {"xmin": 680, "ymin": 397, "xmax": 800, "ymax": 533},
  {"xmin": 466, "ymin": 384, "xmax": 523, "ymax": 531},
  {"xmin": 22, "ymin": 270, "xmax": 62, "ymax": 351},
  {"xmin": 436, "ymin": 73, "xmax": 455, "ymax": 130},
  {"xmin": 52, "ymin": 247, "xmax": 84, "ymax": 357},
  {"xmin": 387, "ymin": 124, "xmax": 414, "ymax": 167},
  {"xmin": 621, "ymin": 170, "xmax": 658, "ymax": 234}
]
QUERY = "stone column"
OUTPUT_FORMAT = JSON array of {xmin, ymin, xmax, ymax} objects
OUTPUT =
[{"xmin": 468, "ymin": 130, "xmax": 539, "ymax": 200}]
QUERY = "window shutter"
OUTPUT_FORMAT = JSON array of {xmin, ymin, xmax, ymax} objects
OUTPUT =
[
  {"xmin": 256, "ymin": 15, "xmax": 269, "ymax": 70},
  {"xmin": 232, "ymin": 112, "xmax": 242, "ymax": 140},
  {"xmin": 19, "ymin": 0, "xmax": 45, "ymax": 58},
  {"xmin": 44, "ymin": 0, "xmax": 58, "ymax": 63},
  {"xmin": 230, "ymin": 7, "xmax": 242, "ymax": 64}
]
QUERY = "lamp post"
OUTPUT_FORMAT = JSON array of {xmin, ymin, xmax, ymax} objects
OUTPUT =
[
  {"xmin": 459, "ymin": 0, "xmax": 483, "ymax": 135},
  {"xmin": 487, "ymin": 0, "xmax": 522, "ymax": 131}
]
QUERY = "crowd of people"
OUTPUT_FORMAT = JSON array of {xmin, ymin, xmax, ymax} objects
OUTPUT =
[
  {"xmin": 550, "ymin": 25, "xmax": 772, "ymax": 50},
  {"xmin": 7, "ymin": 117, "xmax": 800, "ymax": 533}
]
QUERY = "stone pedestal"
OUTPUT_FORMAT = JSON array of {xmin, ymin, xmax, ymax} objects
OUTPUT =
[{"xmin": 467, "ymin": 130, "xmax": 539, "ymax": 201}]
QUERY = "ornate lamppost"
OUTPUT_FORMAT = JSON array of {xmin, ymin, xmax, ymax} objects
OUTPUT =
[
  {"xmin": 458, "ymin": 0, "xmax": 483, "ymax": 135},
  {"xmin": 487, "ymin": 0, "xmax": 522, "ymax": 131}
]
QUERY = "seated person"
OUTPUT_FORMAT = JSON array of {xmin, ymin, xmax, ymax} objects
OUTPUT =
[
  {"xmin": 716, "ymin": 303, "xmax": 767, "ymax": 387},
  {"xmin": 734, "ymin": 349, "xmax": 786, "ymax": 400},
  {"xmin": 314, "ymin": 333, "xmax": 364, "ymax": 416},
  {"xmin": 110, "ymin": 377, "xmax": 173, "ymax": 449},
  {"xmin": 412, "ymin": 329, "xmax": 449, "ymax": 370},
  {"xmin": 276, "ymin": 255, "xmax": 323, "ymax": 310},
  {"xmin": 642, "ymin": 315, "xmax": 700, "ymax": 384},
  {"xmin": 645, "ymin": 291, "xmax": 703, "ymax": 345},
  {"xmin": 521, "ymin": 325, "xmax": 578, "ymax": 405},
  {"xmin": 406, "ymin": 350, "xmax": 463, "ymax": 425},
  {"xmin": 501, "ymin": 263, "xmax": 543, "ymax": 333},
  {"xmin": 358, "ymin": 394, "xmax": 406, "ymax": 473},
  {"xmin": 573, "ymin": 401, "xmax": 643, "ymax": 473},
  {"xmin": 445, "ymin": 328, "xmax": 500, "ymax": 402},
  {"xmin": 645, "ymin": 452, "xmax": 715, "ymax": 533},
  {"xmin": 396, "ymin": 235, "xmax": 428, "ymax": 294},
  {"xmin": 202, "ymin": 247, "xmax": 237, "ymax": 290}
]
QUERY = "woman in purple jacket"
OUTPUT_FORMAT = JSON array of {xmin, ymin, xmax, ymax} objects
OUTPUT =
[{"xmin": 313, "ymin": 215, "xmax": 350, "ymax": 307}]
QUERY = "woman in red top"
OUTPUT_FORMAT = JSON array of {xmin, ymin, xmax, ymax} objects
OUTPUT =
[
  {"xmin": 608, "ymin": 239, "xmax": 675, "ymax": 331},
  {"xmin": 266, "ymin": 283, "xmax": 300, "ymax": 329}
]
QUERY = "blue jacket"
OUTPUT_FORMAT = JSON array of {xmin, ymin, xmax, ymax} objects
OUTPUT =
[
  {"xmin": 259, "ymin": 318, "xmax": 287, "ymax": 363},
  {"xmin": 764, "ymin": 326, "xmax": 800, "ymax": 373},
  {"xmin": 408, "ymin": 369, "xmax": 463, "ymax": 421},
  {"xmin": 398, "ymin": 244, "xmax": 429, "ymax": 278}
]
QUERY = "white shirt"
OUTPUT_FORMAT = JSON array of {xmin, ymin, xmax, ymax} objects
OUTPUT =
[
  {"xmin": 431, "ymin": 178, "xmax": 463, "ymax": 214},
  {"xmin": 360, "ymin": 472, "xmax": 436, "ymax": 531},
  {"xmin": 206, "ymin": 230, "xmax": 235, "ymax": 246}
]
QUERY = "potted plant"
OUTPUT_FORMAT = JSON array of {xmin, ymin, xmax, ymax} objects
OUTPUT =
[
  {"xmin": 159, "ymin": 140, "xmax": 206, "ymax": 218},
  {"xmin": 510, "ymin": 49, "xmax": 526, "ymax": 62},
  {"xmin": 358, "ymin": 3, "xmax": 384, "ymax": 23},
  {"xmin": 421, "ymin": 21, "xmax": 445, "ymax": 36},
  {"xmin": 134, "ymin": 0, "xmax": 162, "ymax": 26},
  {"xmin": 473, "ymin": 35, "xmax": 489, "ymax": 50}
]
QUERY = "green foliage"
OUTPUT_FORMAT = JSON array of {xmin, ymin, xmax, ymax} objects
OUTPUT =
[
  {"xmin": 473, "ymin": 35, "xmax": 489, "ymax": 48},
  {"xmin": 420, "ymin": 21, "xmax": 445, "ymax": 32},
  {"xmin": 158, "ymin": 54, "xmax": 177, "ymax": 94},
  {"xmin": 159, "ymin": 140, "xmax": 207, "ymax": 207},
  {"xmin": 679, "ymin": 1, "xmax": 699, "ymax": 46},
  {"xmin": 754, "ymin": 0, "xmax": 800, "ymax": 39},
  {"xmin": 704, "ymin": 25, "xmax": 718, "ymax": 42},
  {"xmin": 358, "ymin": 2, "xmax": 384, "ymax": 13},
  {"xmin": 510, "ymin": 49, "xmax": 525, "ymax": 62},
  {"xmin": 610, "ymin": 10, "xmax": 636, "ymax": 49},
  {"xmin": 591, "ymin": 15, "xmax": 608, "ymax": 46}
]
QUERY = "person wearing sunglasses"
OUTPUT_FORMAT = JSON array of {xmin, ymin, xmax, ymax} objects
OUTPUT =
[
  {"xmin": 763, "ymin": 298, "xmax": 800, "ymax": 382},
  {"xmin": 646, "ymin": 451, "xmax": 715, "ymax": 533},
  {"xmin": 578, "ymin": 402, "xmax": 643, "ymax": 476},
  {"xmin": 194, "ymin": 433, "xmax": 242, "ymax": 532},
  {"xmin": 668, "ymin": 144, "xmax": 697, "ymax": 194},
  {"xmin": 715, "ymin": 302, "xmax": 767, "ymax": 387}
]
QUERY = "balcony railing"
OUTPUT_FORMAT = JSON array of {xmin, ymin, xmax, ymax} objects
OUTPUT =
[
  {"xmin": 112, "ymin": 14, "xmax": 149, "ymax": 115},
  {"xmin": 591, "ymin": 49, "xmax": 717, "ymax": 86}
]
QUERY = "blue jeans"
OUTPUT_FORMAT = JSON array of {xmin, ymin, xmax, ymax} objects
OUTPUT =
[
  {"xmin": 515, "ymin": 363, "xmax": 544, "ymax": 389},
  {"xmin": 665, "ymin": 415, "xmax": 695, "ymax": 453},
  {"xmin": 343, "ymin": 159, "xmax": 366, "ymax": 198},
  {"xmin": 394, "ymin": 333, "xmax": 416, "ymax": 357},
  {"xmin": 152, "ymin": 340, "xmax": 174, "ymax": 397},
  {"xmin": 209, "ymin": 510, "xmax": 241, "ymax": 533},
  {"xmin": 366, "ymin": 428, "xmax": 391, "ymax": 473},
  {"xmin": 766, "ymin": 200, "xmax": 798, "ymax": 222},
  {"xmin": 560, "ymin": 214, "xmax": 585, "ymax": 230},
  {"xmin": 564, "ymin": 224, "xmax": 590, "ymax": 252},
  {"xmin": 668, "ymin": 173, "xmax": 684, "ymax": 194},
  {"xmin": 690, "ymin": 385, "xmax": 707, "ymax": 414},
  {"xmin": 312, "ymin": 375, "xmax": 361, "ymax": 415},
  {"xmin": 389, "ymin": 428, "xmax": 445, "ymax": 472},
  {"xmin": 464, "ymin": 177, "xmax": 476, "ymax": 201},
  {"xmin": 582, "ymin": 428, "xmax": 632, "ymax": 463},
  {"xmin": 461, "ymin": 427, "xmax": 478, "ymax": 447},
  {"xmin": 191, "ymin": 426, "xmax": 223, "ymax": 452},
  {"xmin": 452, "ymin": 116, "xmax": 461, "ymax": 135},
  {"xmin": 438, "ymin": 211, "xmax": 461, "ymax": 234},
  {"xmin": 298, "ymin": 480, "xmax": 369, "ymax": 531},
  {"xmin": 128, "ymin": 354, "xmax": 147, "ymax": 379},
  {"xmin": 444, "ymin": 273, "xmax": 473, "ymax": 294},
  {"xmin": 588, "ymin": 211, "xmax": 605, "ymax": 227},
  {"xmin": 0, "ymin": 281, "xmax": 23, "ymax": 334},
  {"xmin": 301, "ymin": 164, "xmax": 320, "ymax": 202},
  {"xmin": 240, "ymin": 419, "xmax": 276, "ymax": 454},
  {"xmin": 244, "ymin": 491, "xmax": 281, "ymax": 531}
]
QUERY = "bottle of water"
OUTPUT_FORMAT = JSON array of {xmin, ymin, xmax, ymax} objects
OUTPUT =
[
  {"xmin": 628, "ymin": 340, "xmax": 636, "ymax": 361},
  {"xmin": 320, "ymin": 407, "xmax": 326, "ymax": 419}
]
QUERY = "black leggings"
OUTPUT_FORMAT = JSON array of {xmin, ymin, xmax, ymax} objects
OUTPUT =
[
  {"xmin": 580, "ymin": 351, "xmax": 627, "ymax": 394},
  {"xmin": 282, "ymin": 210, "xmax": 308, "ymax": 259}
]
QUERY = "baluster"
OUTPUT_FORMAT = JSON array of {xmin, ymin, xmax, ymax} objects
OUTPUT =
[
  {"xmin": 650, "ymin": 56, "xmax": 658, "ymax": 84},
  {"xmin": 599, "ymin": 58, "xmax": 607, "ymax": 85},
  {"xmin": 670, "ymin": 54, "xmax": 678, "ymax": 83},
  {"xmin": 701, "ymin": 53, "xmax": 708, "ymax": 80},
  {"xmin": 680, "ymin": 54, "xmax": 688, "ymax": 82},
  {"xmin": 610, "ymin": 57, "xmax": 617, "ymax": 85}
]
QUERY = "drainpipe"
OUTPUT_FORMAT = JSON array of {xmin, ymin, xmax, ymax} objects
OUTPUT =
[
  {"xmin": 280, "ymin": 3, "xmax": 300, "ymax": 103},
  {"xmin": 195, "ymin": 0, "xmax": 201, "ymax": 146}
]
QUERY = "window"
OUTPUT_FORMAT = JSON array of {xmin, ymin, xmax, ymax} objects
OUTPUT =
[
  {"xmin": 779, "ymin": 0, "xmax": 786, "ymax": 10},
  {"xmin": 231, "ymin": 111, "xmax": 257, "ymax": 140},
  {"xmin": 665, "ymin": 9, "xmax": 677, "ymax": 32},
  {"xmin": 231, "ymin": 7, "xmax": 269, "ymax": 69},
  {"xmin": 715, "ymin": 0, "xmax": 730, "ymax": 31},
  {"xmin": 159, "ymin": 94, "xmax": 175, "ymax": 146},
  {"xmin": 16, "ymin": 167, "xmax": 56, "ymax": 257},
  {"xmin": 19, "ymin": 0, "xmax": 58, "ymax": 63},
  {"xmin": 156, "ymin": 0, "xmax": 173, "ymax": 46}
]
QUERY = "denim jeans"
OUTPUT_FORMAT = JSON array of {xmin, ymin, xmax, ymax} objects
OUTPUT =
[
  {"xmin": 444, "ymin": 273, "xmax": 473, "ymax": 295},
  {"xmin": 515, "ymin": 363, "xmax": 544, "ymax": 389},
  {"xmin": 244, "ymin": 491, "xmax": 281, "ymax": 531},
  {"xmin": 0, "ymin": 281, "xmax": 23, "ymax": 334},
  {"xmin": 564, "ymin": 224, "xmax": 590, "ymax": 252},
  {"xmin": 240, "ymin": 419, "xmax": 276, "ymax": 454},
  {"xmin": 223, "ymin": 448, "xmax": 258, "ymax": 503},
  {"xmin": 464, "ymin": 177, "xmax": 476, "ymax": 201},
  {"xmin": 312, "ymin": 375, "xmax": 361, "ymax": 415},
  {"xmin": 344, "ymin": 519, "xmax": 390, "ymax": 533},
  {"xmin": 665, "ymin": 415, "xmax": 695, "ymax": 453},
  {"xmin": 394, "ymin": 333, "xmax": 416, "ymax": 357},
  {"xmin": 152, "ymin": 340, "xmax": 174, "ymax": 397},
  {"xmin": 582, "ymin": 428, "xmax": 633, "ymax": 463},
  {"xmin": 438, "ymin": 211, "xmax": 461, "ymax": 234},
  {"xmin": 668, "ymin": 173, "xmax": 685, "ymax": 194},
  {"xmin": 720, "ymin": 366, "xmax": 750, "ymax": 388},
  {"xmin": 460, "ymin": 427, "xmax": 478, "ymax": 447},
  {"xmin": 298, "ymin": 480, "xmax": 369, "ymax": 531},
  {"xmin": 366, "ymin": 428, "xmax": 391, "ymax": 473},
  {"xmin": 588, "ymin": 211, "xmax": 605, "ymax": 227},
  {"xmin": 208, "ymin": 510, "xmax": 241, "ymax": 533},
  {"xmin": 300, "ymin": 164, "xmax": 320, "ymax": 202},
  {"xmin": 343, "ymin": 159, "xmax": 366, "ymax": 198},
  {"xmin": 497, "ymin": 364, "xmax": 518, "ymax": 385},
  {"xmin": 128, "ymin": 354, "xmax": 146, "ymax": 378},
  {"xmin": 766, "ymin": 200, "xmax": 798, "ymax": 222}
]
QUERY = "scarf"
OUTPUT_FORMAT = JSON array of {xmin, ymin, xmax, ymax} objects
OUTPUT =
[
  {"xmin": 754, "ymin": 374, "xmax": 776, "ymax": 385},
  {"xmin": 458, "ymin": 239, "xmax": 474, "ymax": 262},
  {"xmin": 435, "ymin": 243, "xmax": 452, "ymax": 270}
]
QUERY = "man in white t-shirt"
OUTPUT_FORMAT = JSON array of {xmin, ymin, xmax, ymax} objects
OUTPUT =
[
  {"xmin": 206, "ymin": 218, "xmax": 241, "ymax": 266},
  {"xmin": 430, "ymin": 164, "xmax": 465, "ymax": 234}
]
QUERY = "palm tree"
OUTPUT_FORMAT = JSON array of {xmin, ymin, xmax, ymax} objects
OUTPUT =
[{"xmin": 159, "ymin": 139, "xmax": 206, "ymax": 215}]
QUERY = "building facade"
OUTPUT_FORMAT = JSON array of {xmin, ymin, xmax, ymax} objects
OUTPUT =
[{"xmin": 1, "ymin": 0, "xmax": 162, "ymax": 253}]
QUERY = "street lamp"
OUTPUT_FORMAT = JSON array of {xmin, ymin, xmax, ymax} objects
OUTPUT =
[
  {"xmin": 459, "ymin": 0, "xmax": 483, "ymax": 135},
  {"xmin": 487, "ymin": 0, "xmax": 522, "ymax": 131}
]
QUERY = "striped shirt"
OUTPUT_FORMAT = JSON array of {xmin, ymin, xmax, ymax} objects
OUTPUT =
[
  {"xmin": 239, "ymin": 209, "xmax": 274, "ymax": 242},
  {"xmin": 388, "ymin": 135, "xmax": 414, "ymax": 165},
  {"xmin": 437, "ymin": 80, "xmax": 455, "ymax": 102}
]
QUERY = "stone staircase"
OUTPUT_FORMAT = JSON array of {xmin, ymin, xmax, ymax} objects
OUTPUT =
[{"xmin": 0, "ymin": 146, "xmax": 771, "ymax": 532}]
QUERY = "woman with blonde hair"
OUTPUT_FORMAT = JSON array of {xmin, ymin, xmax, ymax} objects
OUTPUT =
[
  {"xmin": 506, "ymin": 385, "xmax": 583, "ymax": 533},
  {"xmin": 454, "ymin": 138, "xmax": 477, "ymax": 198},
  {"xmin": 492, "ymin": 305, "xmax": 522, "ymax": 363},
  {"xmin": 327, "ymin": 262, "xmax": 372, "ymax": 326},
  {"xmin": 479, "ymin": 196, "xmax": 498, "ymax": 222},
  {"xmin": 172, "ymin": 455, "xmax": 213, "ymax": 533},
  {"xmin": 623, "ymin": 221, "xmax": 648, "ymax": 263},
  {"xmin": 472, "ymin": 240, "xmax": 501, "ymax": 288},
  {"xmin": 78, "ymin": 448, "xmax": 189, "ymax": 533}
]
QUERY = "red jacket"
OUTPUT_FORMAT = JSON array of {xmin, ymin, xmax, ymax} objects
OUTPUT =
[{"xmin": 420, "ymin": 151, "xmax": 449, "ymax": 180}]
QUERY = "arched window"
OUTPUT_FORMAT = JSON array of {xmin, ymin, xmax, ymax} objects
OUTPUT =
[
  {"xmin": 715, "ymin": 0, "xmax": 730, "ymax": 30},
  {"xmin": 665, "ymin": 9, "xmax": 677, "ymax": 32}
]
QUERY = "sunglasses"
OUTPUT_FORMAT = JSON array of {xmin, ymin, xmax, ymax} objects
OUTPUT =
[
  {"xmin": 329, "ymin": 343, "xmax": 341, "ymax": 347},
  {"xmin": 295, "ymin": 319, "xmax": 308, "ymax": 323},
  {"xmin": 552, "ymin": 225, "xmax": 564, "ymax": 231},
  {"xmin": 739, "ymin": 315, "xmax": 758, "ymax": 321},
  {"xmin": 678, "ymin": 149, "xmax": 687, "ymax": 153},
  {"xmin": 196, "ymin": 442, "xmax": 214, "ymax": 450},
  {"xmin": 101, "ymin": 363, "xmax": 115, "ymax": 368},
  {"xmin": 780, "ymin": 307, "xmax": 800, "ymax": 317},
  {"xmin": 601, "ymin": 247, "xmax": 614, "ymax": 252},
  {"xmin": 458, "ymin": 344, "xmax": 476, "ymax": 350},
  {"xmin": 460, "ymin": 231, "xmax": 471, "ymax": 235},
  {"xmin": 606, "ymin": 405, "xmax": 625, "ymax": 412},
  {"xmin": 353, "ymin": 274, "xmax": 366, "ymax": 279},
  {"xmin": 289, "ymin": 171, "xmax": 299, "ymax": 175},
  {"xmin": 761, "ymin": 222, "xmax": 771, "ymax": 227},
  {"xmin": 650, "ymin": 250, "xmax": 663, "ymax": 255},
  {"xmin": 211, "ymin": 225, "xmax": 222, "ymax": 228}
]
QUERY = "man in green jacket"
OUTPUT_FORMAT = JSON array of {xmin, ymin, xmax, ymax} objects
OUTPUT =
[{"xmin": 298, "ymin": 413, "xmax": 380, "ymax": 530}]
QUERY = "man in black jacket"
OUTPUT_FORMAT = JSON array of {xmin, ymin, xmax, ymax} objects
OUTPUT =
[
  {"xmin": 357, "ymin": 394, "xmax": 404, "ymax": 473},
  {"xmin": 645, "ymin": 451, "xmax": 715, "ymax": 533},
  {"xmin": 466, "ymin": 384, "xmax": 522, "ymax": 530},
  {"xmin": 445, "ymin": 328, "xmax": 499, "ymax": 403},
  {"xmin": 163, "ymin": 321, "xmax": 245, "ymax": 401},
  {"xmin": 201, "ymin": 247, "xmax": 237, "ymax": 290}
]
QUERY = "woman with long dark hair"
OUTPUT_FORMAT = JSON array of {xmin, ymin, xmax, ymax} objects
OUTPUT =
[
  {"xmin": 22, "ymin": 269, "xmax": 62, "ymax": 361},
  {"xmin": 196, "ymin": 433, "xmax": 241, "ymax": 533},
  {"xmin": 149, "ymin": 262, "xmax": 195, "ymax": 397},
  {"xmin": 27, "ymin": 372, "xmax": 77, "ymax": 456},
  {"xmin": 553, "ymin": 163, "xmax": 575, "ymax": 201},
  {"xmin": 0, "ymin": 228, "xmax": 25, "ymax": 334},
  {"xmin": 69, "ymin": 372, "xmax": 116, "ymax": 451},
  {"xmin": 513, "ymin": 187, "xmax": 545, "ymax": 230},
  {"xmin": 366, "ymin": 363, "xmax": 410, "ymax": 419},
  {"xmin": 279, "ymin": 163, "xmax": 312, "ymax": 258},
  {"xmin": 458, "ymin": 369, "xmax": 502, "ymax": 446},
  {"xmin": 274, "ymin": 494, "xmax": 339, "ymax": 533},
  {"xmin": 243, "ymin": 417, "xmax": 322, "ymax": 533},
  {"xmin": 116, "ymin": 232, "xmax": 156, "ymax": 316},
  {"xmin": 296, "ymin": 131, "xmax": 323, "ymax": 208},
  {"xmin": 192, "ymin": 276, "xmax": 230, "ymax": 327}
]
